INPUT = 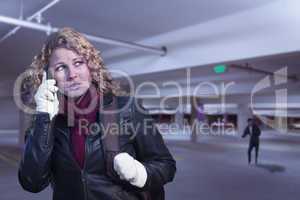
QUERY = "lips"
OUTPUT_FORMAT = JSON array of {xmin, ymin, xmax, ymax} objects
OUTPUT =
[{"xmin": 66, "ymin": 82, "xmax": 81, "ymax": 90}]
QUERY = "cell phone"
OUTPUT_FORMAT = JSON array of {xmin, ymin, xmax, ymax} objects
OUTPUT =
[
  {"xmin": 44, "ymin": 65, "xmax": 62, "ymax": 113},
  {"xmin": 45, "ymin": 65, "xmax": 58, "ymax": 86},
  {"xmin": 45, "ymin": 64, "xmax": 52, "ymax": 80}
]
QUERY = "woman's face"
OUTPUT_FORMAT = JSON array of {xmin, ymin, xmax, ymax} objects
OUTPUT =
[{"xmin": 48, "ymin": 47, "xmax": 92, "ymax": 98}]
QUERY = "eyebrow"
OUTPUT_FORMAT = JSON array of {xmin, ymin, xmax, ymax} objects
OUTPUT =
[
  {"xmin": 52, "ymin": 62, "xmax": 65, "ymax": 67},
  {"xmin": 73, "ymin": 56, "xmax": 83, "ymax": 61},
  {"xmin": 52, "ymin": 57, "xmax": 83, "ymax": 67}
]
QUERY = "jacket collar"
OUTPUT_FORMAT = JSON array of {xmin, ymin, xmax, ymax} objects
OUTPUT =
[
  {"xmin": 102, "ymin": 91, "xmax": 114, "ymax": 108},
  {"xmin": 54, "ymin": 92, "xmax": 116, "ymax": 138}
]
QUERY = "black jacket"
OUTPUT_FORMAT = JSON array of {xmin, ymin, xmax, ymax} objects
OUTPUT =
[
  {"xmin": 18, "ymin": 95, "xmax": 176, "ymax": 200},
  {"xmin": 242, "ymin": 124, "xmax": 261, "ymax": 145}
]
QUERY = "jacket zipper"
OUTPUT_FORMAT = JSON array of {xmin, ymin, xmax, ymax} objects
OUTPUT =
[
  {"xmin": 66, "ymin": 127, "xmax": 88, "ymax": 200},
  {"xmin": 45, "ymin": 123, "xmax": 51, "ymax": 147},
  {"xmin": 82, "ymin": 136, "xmax": 88, "ymax": 200}
]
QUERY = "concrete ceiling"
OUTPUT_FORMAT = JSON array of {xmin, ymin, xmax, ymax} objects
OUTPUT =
[
  {"xmin": 119, "ymin": 52, "xmax": 300, "ymax": 95},
  {"xmin": 0, "ymin": 0, "xmax": 299, "ymax": 105},
  {"xmin": 0, "ymin": 0, "xmax": 278, "ymax": 75},
  {"xmin": 0, "ymin": 0, "xmax": 277, "ymax": 46}
]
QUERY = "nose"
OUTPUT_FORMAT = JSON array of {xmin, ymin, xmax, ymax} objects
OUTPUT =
[{"xmin": 67, "ymin": 67, "xmax": 77, "ymax": 81}]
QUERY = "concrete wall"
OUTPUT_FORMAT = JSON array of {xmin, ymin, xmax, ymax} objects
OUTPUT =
[{"xmin": 0, "ymin": 97, "xmax": 19, "ymax": 130}]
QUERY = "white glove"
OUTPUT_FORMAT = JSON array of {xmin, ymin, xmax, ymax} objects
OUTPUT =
[
  {"xmin": 113, "ymin": 152, "xmax": 147, "ymax": 188},
  {"xmin": 34, "ymin": 71, "xmax": 59, "ymax": 120}
]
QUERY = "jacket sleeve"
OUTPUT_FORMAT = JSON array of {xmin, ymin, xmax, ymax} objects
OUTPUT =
[
  {"xmin": 242, "ymin": 127, "xmax": 249, "ymax": 138},
  {"xmin": 132, "ymin": 103, "xmax": 176, "ymax": 191},
  {"xmin": 18, "ymin": 112, "xmax": 54, "ymax": 193}
]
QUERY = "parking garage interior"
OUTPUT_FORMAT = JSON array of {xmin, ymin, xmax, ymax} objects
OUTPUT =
[{"xmin": 0, "ymin": 0, "xmax": 300, "ymax": 200}]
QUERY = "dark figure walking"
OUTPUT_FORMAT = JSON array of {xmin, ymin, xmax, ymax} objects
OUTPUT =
[{"xmin": 242, "ymin": 118, "xmax": 261, "ymax": 165}]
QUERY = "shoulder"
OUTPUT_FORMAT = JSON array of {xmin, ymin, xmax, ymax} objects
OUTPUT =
[
  {"xmin": 115, "ymin": 95, "xmax": 133, "ymax": 108},
  {"xmin": 115, "ymin": 95, "xmax": 150, "ymax": 121},
  {"xmin": 115, "ymin": 95, "xmax": 144, "ymax": 112}
]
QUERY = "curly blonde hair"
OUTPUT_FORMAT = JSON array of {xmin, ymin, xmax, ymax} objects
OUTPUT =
[{"xmin": 21, "ymin": 27, "xmax": 123, "ymax": 106}]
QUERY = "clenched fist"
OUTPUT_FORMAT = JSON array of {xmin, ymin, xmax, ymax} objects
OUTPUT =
[
  {"xmin": 34, "ymin": 71, "xmax": 59, "ymax": 120},
  {"xmin": 113, "ymin": 152, "xmax": 147, "ymax": 188}
]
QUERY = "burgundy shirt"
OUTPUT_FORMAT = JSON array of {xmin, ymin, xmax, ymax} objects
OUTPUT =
[{"xmin": 62, "ymin": 85, "xmax": 100, "ymax": 169}]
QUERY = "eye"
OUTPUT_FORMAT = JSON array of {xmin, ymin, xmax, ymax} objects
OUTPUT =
[
  {"xmin": 74, "ymin": 60, "xmax": 84, "ymax": 66},
  {"xmin": 55, "ymin": 64, "xmax": 67, "ymax": 72}
]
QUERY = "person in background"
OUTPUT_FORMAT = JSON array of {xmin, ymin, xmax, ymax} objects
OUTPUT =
[{"xmin": 242, "ymin": 118, "xmax": 261, "ymax": 165}]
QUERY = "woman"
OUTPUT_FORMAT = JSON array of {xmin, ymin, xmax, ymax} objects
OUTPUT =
[{"xmin": 18, "ymin": 27, "xmax": 176, "ymax": 200}]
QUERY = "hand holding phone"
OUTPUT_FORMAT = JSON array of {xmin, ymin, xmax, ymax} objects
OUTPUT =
[{"xmin": 34, "ymin": 70, "xmax": 59, "ymax": 120}]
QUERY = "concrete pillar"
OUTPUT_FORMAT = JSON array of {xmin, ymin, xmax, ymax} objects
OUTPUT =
[
  {"xmin": 275, "ymin": 116, "xmax": 288, "ymax": 133},
  {"xmin": 175, "ymin": 106, "xmax": 184, "ymax": 130},
  {"xmin": 237, "ymin": 104, "xmax": 252, "ymax": 136},
  {"xmin": 190, "ymin": 96, "xmax": 204, "ymax": 142},
  {"xmin": 18, "ymin": 91, "xmax": 35, "ymax": 148},
  {"xmin": 19, "ymin": 110, "xmax": 24, "ymax": 147}
]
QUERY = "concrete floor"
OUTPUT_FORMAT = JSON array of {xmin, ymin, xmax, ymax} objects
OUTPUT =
[{"xmin": 0, "ymin": 132, "xmax": 299, "ymax": 200}]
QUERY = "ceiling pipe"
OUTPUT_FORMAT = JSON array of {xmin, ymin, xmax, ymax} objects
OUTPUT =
[
  {"xmin": 0, "ymin": 0, "xmax": 60, "ymax": 43},
  {"xmin": 0, "ymin": 15, "xmax": 57, "ymax": 34},
  {"xmin": 0, "ymin": 15, "xmax": 167, "ymax": 56}
]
